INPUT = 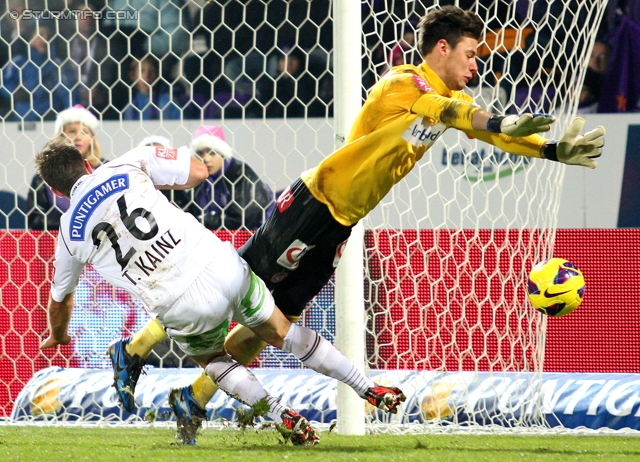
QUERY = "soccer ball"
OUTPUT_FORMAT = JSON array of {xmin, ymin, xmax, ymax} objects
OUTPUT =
[{"xmin": 527, "ymin": 258, "xmax": 585, "ymax": 316}]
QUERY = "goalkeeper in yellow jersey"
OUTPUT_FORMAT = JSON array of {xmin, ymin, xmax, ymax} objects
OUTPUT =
[{"xmin": 108, "ymin": 5, "xmax": 605, "ymax": 425}]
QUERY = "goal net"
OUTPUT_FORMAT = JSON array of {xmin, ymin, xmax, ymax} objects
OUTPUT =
[{"xmin": 0, "ymin": 0, "xmax": 607, "ymax": 433}]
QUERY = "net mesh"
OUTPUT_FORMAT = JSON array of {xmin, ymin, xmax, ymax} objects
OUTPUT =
[{"xmin": 0, "ymin": 0, "xmax": 608, "ymax": 431}]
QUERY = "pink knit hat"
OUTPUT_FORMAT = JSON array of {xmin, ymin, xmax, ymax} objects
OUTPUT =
[{"xmin": 190, "ymin": 125, "xmax": 233, "ymax": 158}]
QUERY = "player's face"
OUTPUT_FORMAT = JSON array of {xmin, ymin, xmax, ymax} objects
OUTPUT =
[
  {"xmin": 198, "ymin": 149, "xmax": 224, "ymax": 176},
  {"xmin": 63, "ymin": 122, "xmax": 94, "ymax": 157},
  {"xmin": 442, "ymin": 36, "xmax": 478, "ymax": 91}
]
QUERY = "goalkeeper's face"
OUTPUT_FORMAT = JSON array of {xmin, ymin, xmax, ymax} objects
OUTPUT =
[{"xmin": 442, "ymin": 37, "xmax": 478, "ymax": 91}]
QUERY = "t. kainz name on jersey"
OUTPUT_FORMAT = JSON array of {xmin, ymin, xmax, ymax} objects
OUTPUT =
[
  {"xmin": 122, "ymin": 229, "xmax": 182, "ymax": 285},
  {"xmin": 70, "ymin": 174, "xmax": 129, "ymax": 241}
]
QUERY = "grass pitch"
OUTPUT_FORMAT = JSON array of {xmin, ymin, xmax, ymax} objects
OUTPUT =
[{"xmin": 1, "ymin": 426, "xmax": 639, "ymax": 461}]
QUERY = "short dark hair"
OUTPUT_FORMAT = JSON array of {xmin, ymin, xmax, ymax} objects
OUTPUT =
[
  {"xmin": 417, "ymin": 6, "xmax": 483, "ymax": 56},
  {"xmin": 36, "ymin": 136, "xmax": 87, "ymax": 197}
]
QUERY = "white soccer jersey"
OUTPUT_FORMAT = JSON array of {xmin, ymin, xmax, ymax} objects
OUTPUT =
[{"xmin": 51, "ymin": 146, "xmax": 221, "ymax": 313}]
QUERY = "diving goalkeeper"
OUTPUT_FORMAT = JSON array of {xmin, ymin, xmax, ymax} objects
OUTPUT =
[{"xmin": 108, "ymin": 5, "xmax": 605, "ymax": 427}]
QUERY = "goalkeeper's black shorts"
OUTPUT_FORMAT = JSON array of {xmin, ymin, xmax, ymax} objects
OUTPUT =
[{"xmin": 239, "ymin": 177, "xmax": 353, "ymax": 317}]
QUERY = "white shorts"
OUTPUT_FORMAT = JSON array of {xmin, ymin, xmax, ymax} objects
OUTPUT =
[{"xmin": 157, "ymin": 241, "xmax": 275, "ymax": 356}]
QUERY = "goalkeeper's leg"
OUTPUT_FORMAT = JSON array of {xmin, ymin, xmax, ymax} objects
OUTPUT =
[{"xmin": 253, "ymin": 311, "xmax": 406, "ymax": 413}]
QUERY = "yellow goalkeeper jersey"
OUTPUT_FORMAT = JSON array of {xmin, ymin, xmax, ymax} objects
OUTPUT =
[{"xmin": 300, "ymin": 61, "xmax": 548, "ymax": 226}]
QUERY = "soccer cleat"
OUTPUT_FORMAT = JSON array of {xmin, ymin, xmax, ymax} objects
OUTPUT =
[
  {"xmin": 279, "ymin": 409, "xmax": 319, "ymax": 446},
  {"xmin": 169, "ymin": 385, "xmax": 207, "ymax": 445},
  {"xmin": 107, "ymin": 337, "xmax": 145, "ymax": 413},
  {"xmin": 364, "ymin": 385, "xmax": 407, "ymax": 414}
]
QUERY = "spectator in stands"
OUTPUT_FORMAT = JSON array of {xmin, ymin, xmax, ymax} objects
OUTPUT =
[
  {"xmin": 27, "ymin": 105, "xmax": 104, "ymax": 230},
  {"xmin": 122, "ymin": 56, "xmax": 181, "ymax": 121},
  {"xmin": 578, "ymin": 40, "xmax": 611, "ymax": 113},
  {"xmin": 190, "ymin": 125, "xmax": 275, "ymax": 231},
  {"xmin": 1, "ymin": 24, "xmax": 68, "ymax": 121},
  {"xmin": 262, "ymin": 46, "xmax": 324, "ymax": 118},
  {"xmin": 99, "ymin": 0, "xmax": 189, "ymax": 82},
  {"xmin": 59, "ymin": 3, "xmax": 111, "ymax": 111},
  {"xmin": 178, "ymin": 1, "xmax": 231, "ymax": 119},
  {"xmin": 597, "ymin": 8, "xmax": 640, "ymax": 113}
]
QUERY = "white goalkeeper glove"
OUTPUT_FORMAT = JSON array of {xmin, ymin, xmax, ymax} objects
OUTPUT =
[
  {"xmin": 487, "ymin": 113, "xmax": 556, "ymax": 137},
  {"xmin": 541, "ymin": 117, "xmax": 605, "ymax": 169}
]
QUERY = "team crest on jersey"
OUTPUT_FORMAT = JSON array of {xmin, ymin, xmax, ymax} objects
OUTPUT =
[
  {"xmin": 277, "ymin": 239, "xmax": 315, "ymax": 270},
  {"xmin": 154, "ymin": 147, "xmax": 178, "ymax": 160},
  {"xmin": 277, "ymin": 186, "xmax": 294, "ymax": 213},
  {"xmin": 69, "ymin": 174, "xmax": 129, "ymax": 241},
  {"xmin": 413, "ymin": 75, "xmax": 433, "ymax": 93},
  {"xmin": 402, "ymin": 117, "xmax": 446, "ymax": 148}
]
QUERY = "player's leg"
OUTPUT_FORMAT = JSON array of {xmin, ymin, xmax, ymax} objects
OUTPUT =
[
  {"xmin": 225, "ymin": 315, "xmax": 300, "ymax": 365},
  {"xmin": 182, "ymin": 313, "xmax": 300, "ymax": 413},
  {"xmin": 178, "ymin": 178, "xmax": 351, "ymax": 409},
  {"xmin": 238, "ymin": 270, "xmax": 406, "ymax": 414},
  {"xmin": 221, "ymin": 236, "xmax": 348, "ymax": 375},
  {"xmin": 107, "ymin": 317, "xmax": 166, "ymax": 412},
  {"xmin": 250, "ymin": 307, "xmax": 406, "ymax": 413},
  {"xmin": 180, "ymin": 354, "xmax": 320, "ymax": 445},
  {"xmin": 168, "ymin": 351, "xmax": 318, "ymax": 446},
  {"xmin": 163, "ymin": 245, "xmax": 318, "ymax": 445}
]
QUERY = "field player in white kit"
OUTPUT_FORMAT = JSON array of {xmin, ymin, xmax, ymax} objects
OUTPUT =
[{"xmin": 36, "ymin": 136, "xmax": 405, "ymax": 445}]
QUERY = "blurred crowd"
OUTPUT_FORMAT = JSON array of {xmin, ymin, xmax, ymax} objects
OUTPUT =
[
  {"xmin": 0, "ymin": 0, "xmax": 335, "ymax": 121},
  {"xmin": 0, "ymin": 0, "xmax": 639, "ymax": 123}
]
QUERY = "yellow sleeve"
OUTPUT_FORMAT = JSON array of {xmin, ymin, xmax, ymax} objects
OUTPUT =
[
  {"xmin": 466, "ymin": 129, "xmax": 547, "ymax": 158},
  {"xmin": 413, "ymin": 88, "xmax": 547, "ymax": 158},
  {"xmin": 411, "ymin": 91, "xmax": 480, "ymax": 131}
]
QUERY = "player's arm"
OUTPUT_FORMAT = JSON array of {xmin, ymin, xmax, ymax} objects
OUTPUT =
[
  {"xmin": 469, "ymin": 117, "xmax": 605, "ymax": 168},
  {"xmin": 40, "ymin": 292, "xmax": 74, "ymax": 349},
  {"xmin": 411, "ymin": 92, "xmax": 555, "ymax": 137},
  {"xmin": 157, "ymin": 156, "xmax": 208, "ymax": 190},
  {"xmin": 148, "ymin": 146, "xmax": 208, "ymax": 190},
  {"xmin": 40, "ymin": 234, "xmax": 84, "ymax": 349},
  {"xmin": 468, "ymin": 130, "xmax": 548, "ymax": 158}
]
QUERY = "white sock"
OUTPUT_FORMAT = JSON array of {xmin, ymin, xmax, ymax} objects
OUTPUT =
[
  {"xmin": 282, "ymin": 324, "xmax": 374, "ymax": 397},
  {"xmin": 205, "ymin": 355, "xmax": 286, "ymax": 423}
]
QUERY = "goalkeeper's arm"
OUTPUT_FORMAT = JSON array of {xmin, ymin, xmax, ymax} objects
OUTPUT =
[{"xmin": 411, "ymin": 92, "xmax": 555, "ymax": 137}]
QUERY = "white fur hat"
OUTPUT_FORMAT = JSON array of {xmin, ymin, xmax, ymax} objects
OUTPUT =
[
  {"xmin": 54, "ymin": 105, "xmax": 100, "ymax": 135},
  {"xmin": 137, "ymin": 135, "xmax": 171, "ymax": 148},
  {"xmin": 190, "ymin": 125, "xmax": 233, "ymax": 158}
]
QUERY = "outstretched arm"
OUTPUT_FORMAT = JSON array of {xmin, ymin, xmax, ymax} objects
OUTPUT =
[
  {"xmin": 471, "ymin": 117, "xmax": 605, "ymax": 168},
  {"xmin": 412, "ymin": 92, "xmax": 555, "ymax": 137}
]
